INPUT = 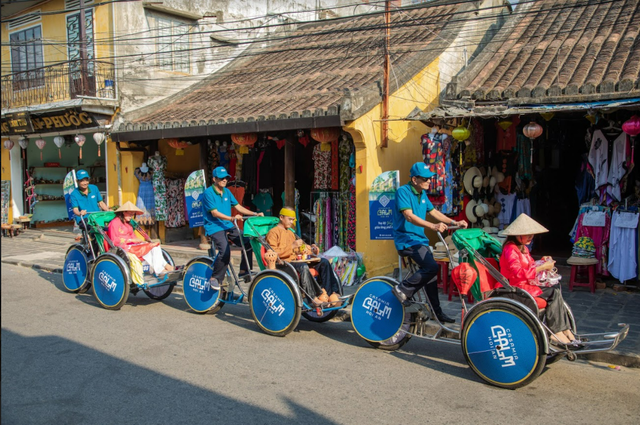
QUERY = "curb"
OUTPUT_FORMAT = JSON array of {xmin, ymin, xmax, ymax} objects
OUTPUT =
[{"xmin": 2, "ymin": 259, "xmax": 63, "ymax": 274}]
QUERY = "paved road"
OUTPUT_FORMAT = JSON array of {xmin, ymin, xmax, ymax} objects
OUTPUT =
[{"xmin": 2, "ymin": 264, "xmax": 639, "ymax": 425}]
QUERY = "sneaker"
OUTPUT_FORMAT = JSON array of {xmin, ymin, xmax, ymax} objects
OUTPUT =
[
  {"xmin": 208, "ymin": 277, "xmax": 220, "ymax": 291},
  {"xmin": 238, "ymin": 270, "xmax": 251, "ymax": 282},
  {"xmin": 392, "ymin": 285, "xmax": 411, "ymax": 306}
]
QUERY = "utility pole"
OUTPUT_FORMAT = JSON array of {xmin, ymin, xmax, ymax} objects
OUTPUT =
[
  {"xmin": 79, "ymin": 0, "xmax": 89, "ymax": 95},
  {"xmin": 381, "ymin": 0, "xmax": 390, "ymax": 148}
]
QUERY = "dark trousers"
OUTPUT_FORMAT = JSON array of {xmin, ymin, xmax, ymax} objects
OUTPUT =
[
  {"xmin": 398, "ymin": 245, "xmax": 442, "ymax": 314},
  {"xmin": 539, "ymin": 286, "xmax": 572, "ymax": 334},
  {"xmin": 281, "ymin": 258, "xmax": 340, "ymax": 299},
  {"xmin": 209, "ymin": 228, "xmax": 253, "ymax": 282},
  {"xmin": 312, "ymin": 258, "xmax": 341, "ymax": 294},
  {"xmin": 287, "ymin": 262, "xmax": 322, "ymax": 298}
]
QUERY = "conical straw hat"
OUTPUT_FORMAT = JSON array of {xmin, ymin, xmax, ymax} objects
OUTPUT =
[
  {"xmin": 115, "ymin": 201, "xmax": 144, "ymax": 215},
  {"xmin": 501, "ymin": 214, "xmax": 549, "ymax": 236}
]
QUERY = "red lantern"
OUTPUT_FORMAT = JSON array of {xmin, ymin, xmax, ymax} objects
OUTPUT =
[
  {"xmin": 522, "ymin": 121, "xmax": 543, "ymax": 140},
  {"xmin": 310, "ymin": 127, "xmax": 340, "ymax": 143},
  {"xmin": 165, "ymin": 138, "xmax": 189, "ymax": 155},
  {"xmin": 35, "ymin": 138, "xmax": 46, "ymax": 161},
  {"xmin": 622, "ymin": 115, "xmax": 640, "ymax": 137},
  {"xmin": 231, "ymin": 133, "xmax": 258, "ymax": 154}
]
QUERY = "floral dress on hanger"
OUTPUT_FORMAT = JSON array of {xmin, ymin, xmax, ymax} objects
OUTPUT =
[{"xmin": 147, "ymin": 155, "xmax": 167, "ymax": 221}]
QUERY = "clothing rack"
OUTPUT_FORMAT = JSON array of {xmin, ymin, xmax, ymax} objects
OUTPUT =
[{"xmin": 309, "ymin": 190, "xmax": 346, "ymax": 250}]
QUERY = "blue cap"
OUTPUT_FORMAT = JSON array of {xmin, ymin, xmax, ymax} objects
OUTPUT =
[
  {"xmin": 212, "ymin": 166, "xmax": 231, "ymax": 179},
  {"xmin": 409, "ymin": 162, "xmax": 435, "ymax": 179},
  {"xmin": 76, "ymin": 169, "xmax": 89, "ymax": 180}
]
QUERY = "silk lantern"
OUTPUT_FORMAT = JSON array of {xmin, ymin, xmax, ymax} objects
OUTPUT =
[
  {"xmin": 35, "ymin": 138, "xmax": 46, "ymax": 161},
  {"xmin": 451, "ymin": 125, "xmax": 471, "ymax": 142},
  {"xmin": 4, "ymin": 139, "xmax": 14, "ymax": 160},
  {"xmin": 231, "ymin": 133, "xmax": 257, "ymax": 154},
  {"xmin": 53, "ymin": 136, "xmax": 65, "ymax": 159},
  {"xmin": 18, "ymin": 137, "xmax": 29, "ymax": 159},
  {"xmin": 310, "ymin": 127, "xmax": 340, "ymax": 152},
  {"xmin": 497, "ymin": 120, "xmax": 513, "ymax": 131},
  {"xmin": 523, "ymin": 121, "xmax": 543, "ymax": 164},
  {"xmin": 622, "ymin": 115, "xmax": 640, "ymax": 137},
  {"xmin": 74, "ymin": 134, "xmax": 86, "ymax": 159},
  {"xmin": 93, "ymin": 132, "xmax": 105, "ymax": 157},
  {"xmin": 166, "ymin": 138, "xmax": 189, "ymax": 156}
]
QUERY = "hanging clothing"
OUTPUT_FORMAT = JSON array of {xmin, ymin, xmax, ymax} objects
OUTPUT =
[
  {"xmin": 147, "ymin": 155, "xmax": 168, "ymax": 221},
  {"xmin": 165, "ymin": 178, "xmax": 186, "ymax": 228},
  {"xmin": 497, "ymin": 193, "xmax": 518, "ymax": 228},
  {"xmin": 347, "ymin": 177, "xmax": 356, "ymax": 250},
  {"xmin": 608, "ymin": 210, "xmax": 639, "ymax": 283},
  {"xmin": 576, "ymin": 209, "xmax": 611, "ymax": 276},
  {"xmin": 515, "ymin": 134, "xmax": 532, "ymax": 180},
  {"xmin": 312, "ymin": 143, "xmax": 331, "ymax": 190},
  {"xmin": 134, "ymin": 169, "xmax": 155, "ymax": 225},
  {"xmin": 421, "ymin": 132, "xmax": 445, "ymax": 198},
  {"xmin": 575, "ymin": 154, "xmax": 596, "ymax": 204},
  {"xmin": 588, "ymin": 130, "xmax": 610, "ymax": 190},
  {"xmin": 607, "ymin": 133, "xmax": 628, "ymax": 202},
  {"xmin": 252, "ymin": 192, "xmax": 274, "ymax": 215},
  {"xmin": 495, "ymin": 116, "xmax": 520, "ymax": 151}
]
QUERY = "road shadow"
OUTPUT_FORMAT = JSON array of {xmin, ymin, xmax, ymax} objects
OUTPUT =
[{"xmin": 1, "ymin": 329, "xmax": 340, "ymax": 425}]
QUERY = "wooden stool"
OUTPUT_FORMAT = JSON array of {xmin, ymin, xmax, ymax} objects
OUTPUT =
[
  {"xmin": 435, "ymin": 258, "xmax": 449, "ymax": 294},
  {"xmin": 567, "ymin": 256, "xmax": 598, "ymax": 293}
]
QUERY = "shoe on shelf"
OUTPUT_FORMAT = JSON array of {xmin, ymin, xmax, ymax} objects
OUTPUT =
[
  {"xmin": 436, "ymin": 312, "xmax": 455, "ymax": 323},
  {"xmin": 392, "ymin": 285, "xmax": 411, "ymax": 306},
  {"xmin": 208, "ymin": 277, "xmax": 220, "ymax": 291},
  {"xmin": 328, "ymin": 293, "xmax": 340, "ymax": 307}
]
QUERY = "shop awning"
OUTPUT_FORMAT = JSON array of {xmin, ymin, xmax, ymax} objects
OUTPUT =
[{"xmin": 112, "ymin": 1, "xmax": 477, "ymax": 142}]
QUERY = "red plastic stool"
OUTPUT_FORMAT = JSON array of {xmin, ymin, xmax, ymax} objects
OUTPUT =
[
  {"xmin": 436, "ymin": 259, "xmax": 449, "ymax": 294},
  {"xmin": 567, "ymin": 256, "xmax": 598, "ymax": 293}
]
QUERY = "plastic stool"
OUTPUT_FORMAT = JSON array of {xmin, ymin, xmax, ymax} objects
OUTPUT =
[
  {"xmin": 435, "ymin": 259, "xmax": 449, "ymax": 294},
  {"xmin": 567, "ymin": 256, "xmax": 598, "ymax": 293}
]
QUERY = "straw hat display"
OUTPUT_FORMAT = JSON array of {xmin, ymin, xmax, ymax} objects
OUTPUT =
[
  {"xmin": 463, "ymin": 167, "xmax": 483, "ymax": 195},
  {"xmin": 465, "ymin": 199, "xmax": 486, "ymax": 223},
  {"xmin": 116, "ymin": 201, "xmax": 144, "ymax": 215},
  {"xmin": 501, "ymin": 213, "xmax": 549, "ymax": 236},
  {"xmin": 491, "ymin": 166, "xmax": 505, "ymax": 183}
]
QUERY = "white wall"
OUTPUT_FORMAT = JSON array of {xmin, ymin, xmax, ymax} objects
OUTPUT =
[{"xmin": 10, "ymin": 145, "xmax": 23, "ymax": 219}]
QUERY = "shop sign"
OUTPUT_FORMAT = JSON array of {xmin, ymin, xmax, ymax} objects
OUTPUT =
[
  {"xmin": 1, "ymin": 112, "xmax": 33, "ymax": 134},
  {"xmin": 1, "ymin": 108, "xmax": 99, "ymax": 135},
  {"xmin": 63, "ymin": 171, "xmax": 77, "ymax": 220},
  {"xmin": 369, "ymin": 170, "xmax": 399, "ymax": 240},
  {"xmin": 185, "ymin": 169, "xmax": 206, "ymax": 228}
]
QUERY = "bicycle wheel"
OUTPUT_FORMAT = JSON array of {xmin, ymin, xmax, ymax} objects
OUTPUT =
[
  {"xmin": 367, "ymin": 313, "xmax": 417, "ymax": 351},
  {"xmin": 182, "ymin": 256, "xmax": 224, "ymax": 314},
  {"xmin": 62, "ymin": 244, "xmax": 91, "ymax": 293},
  {"xmin": 249, "ymin": 270, "xmax": 301, "ymax": 337},
  {"xmin": 351, "ymin": 277, "xmax": 406, "ymax": 344},
  {"xmin": 461, "ymin": 299, "xmax": 546, "ymax": 389},
  {"xmin": 91, "ymin": 253, "xmax": 131, "ymax": 310},
  {"xmin": 143, "ymin": 249, "xmax": 175, "ymax": 300}
]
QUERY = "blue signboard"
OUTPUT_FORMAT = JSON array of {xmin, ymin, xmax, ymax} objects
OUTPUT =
[
  {"xmin": 63, "ymin": 171, "xmax": 77, "ymax": 220},
  {"xmin": 369, "ymin": 170, "xmax": 399, "ymax": 240},
  {"xmin": 184, "ymin": 169, "xmax": 206, "ymax": 228}
]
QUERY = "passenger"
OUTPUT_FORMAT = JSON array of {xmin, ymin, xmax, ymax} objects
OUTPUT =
[
  {"xmin": 203, "ymin": 166, "xmax": 263, "ymax": 290},
  {"xmin": 500, "ymin": 213, "xmax": 581, "ymax": 347},
  {"xmin": 391, "ymin": 162, "xmax": 468, "ymax": 323},
  {"xmin": 266, "ymin": 207, "xmax": 341, "ymax": 307},
  {"xmin": 70, "ymin": 169, "xmax": 109, "ymax": 227},
  {"xmin": 107, "ymin": 201, "xmax": 174, "ymax": 279}
]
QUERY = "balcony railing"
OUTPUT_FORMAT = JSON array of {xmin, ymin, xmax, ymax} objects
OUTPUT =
[{"xmin": 1, "ymin": 60, "xmax": 116, "ymax": 110}]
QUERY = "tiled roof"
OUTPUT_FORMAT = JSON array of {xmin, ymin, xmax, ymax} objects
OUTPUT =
[
  {"xmin": 118, "ymin": 1, "xmax": 466, "ymax": 136},
  {"xmin": 449, "ymin": 0, "xmax": 640, "ymax": 104}
]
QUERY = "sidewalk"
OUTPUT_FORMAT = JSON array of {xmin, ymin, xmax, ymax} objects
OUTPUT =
[{"xmin": 2, "ymin": 228, "xmax": 639, "ymax": 367}]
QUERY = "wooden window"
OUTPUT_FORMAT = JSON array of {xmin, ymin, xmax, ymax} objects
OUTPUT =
[{"xmin": 9, "ymin": 25, "xmax": 44, "ymax": 90}]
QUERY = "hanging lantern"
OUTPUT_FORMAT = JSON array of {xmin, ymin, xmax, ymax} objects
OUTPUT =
[
  {"xmin": 523, "ymin": 121, "xmax": 543, "ymax": 164},
  {"xmin": 540, "ymin": 112, "xmax": 554, "ymax": 122},
  {"xmin": 310, "ymin": 127, "xmax": 340, "ymax": 152},
  {"xmin": 166, "ymin": 138, "xmax": 190, "ymax": 156},
  {"xmin": 93, "ymin": 132, "xmax": 105, "ymax": 157},
  {"xmin": 4, "ymin": 140, "xmax": 15, "ymax": 160},
  {"xmin": 35, "ymin": 138, "xmax": 46, "ymax": 161},
  {"xmin": 622, "ymin": 115, "xmax": 640, "ymax": 137},
  {"xmin": 231, "ymin": 133, "xmax": 258, "ymax": 154},
  {"xmin": 74, "ymin": 134, "xmax": 86, "ymax": 159},
  {"xmin": 585, "ymin": 113, "xmax": 597, "ymax": 125},
  {"xmin": 451, "ymin": 125, "xmax": 471, "ymax": 142},
  {"xmin": 53, "ymin": 136, "xmax": 65, "ymax": 159},
  {"xmin": 18, "ymin": 137, "xmax": 29, "ymax": 159},
  {"xmin": 497, "ymin": 120, "xmax": 513, "ymax": 131}
]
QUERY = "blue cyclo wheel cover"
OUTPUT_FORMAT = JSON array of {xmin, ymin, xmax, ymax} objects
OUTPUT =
[
  {"xmin": 183, "ymin": 261, "xmax": 219, "ymax": 312},
  {"xmin": 351, "ymin": 279, "xmax": 404, "ymax": 342},
  {"xmin": 464, "ymin": 309, "xmax": 539, "ymax": 385},
  {"xmin": 250, "ymin": 275, "xmax": 296, "ymax": 333},
  {"xmin": 63, "ymin": 247, "xmax": 88, "ymax": 291},
  {"xmin": 92, "ymin": 257, "xmax": 127, "ymax": 307}
]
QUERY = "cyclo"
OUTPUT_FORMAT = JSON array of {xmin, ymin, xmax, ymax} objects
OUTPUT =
[
  {"xmin": 181, "ymin": 216, "xmax": 350, "ymax": 335},
  {"xmin": 350, "ymin": 228, "xmax": 629, "ymax": 389},
  {"xmin": 61, "ymin": 211, "xmax": 182, "ymax": 309}
]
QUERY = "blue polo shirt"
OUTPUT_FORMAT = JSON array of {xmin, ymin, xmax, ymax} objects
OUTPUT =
[
  {"xmin": 203, "ymin": 185, "xmax": 238, "ymax": 236},
  {"xmin": 70, "ymin": 184, "xmax": 103, "ymax": 223},
  {"xmin": 393, "ymin": 182, "xmax": 434, "ymax": 250}
]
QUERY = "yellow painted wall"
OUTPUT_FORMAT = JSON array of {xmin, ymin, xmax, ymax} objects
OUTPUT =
[
  {"xmin": 344, "ymin": 59, "xmax": 440, "ymax": 277},
  {"xmin": 1, "ymin": 140, "xmax": 13, "ymax": 224},
  {"xmin": 106, "ymin": 139, "xmax": 118, "ymax": 207}
]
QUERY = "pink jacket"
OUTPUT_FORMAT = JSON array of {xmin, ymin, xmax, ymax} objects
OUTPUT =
[{"xmin": 499, "ymin": 242, "xmax": 542, "ymax": 297}]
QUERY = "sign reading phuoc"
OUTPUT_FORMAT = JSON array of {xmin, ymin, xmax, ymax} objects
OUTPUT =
[
  {"xmin": 369, "ymin": 170, "xmax": 399, "ymax": 240},
  {"xmin": 184, "ymin": 169, "xmax": 206, "ymax": 228},
  {"xmin": 1, "ymin": 108, "xmax": 99, "ymax": 135}
]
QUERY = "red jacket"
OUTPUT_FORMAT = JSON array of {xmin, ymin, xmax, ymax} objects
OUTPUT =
[{"xmin": 499, "ymin": 242, "xmax": 542, "ymax": 297}]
